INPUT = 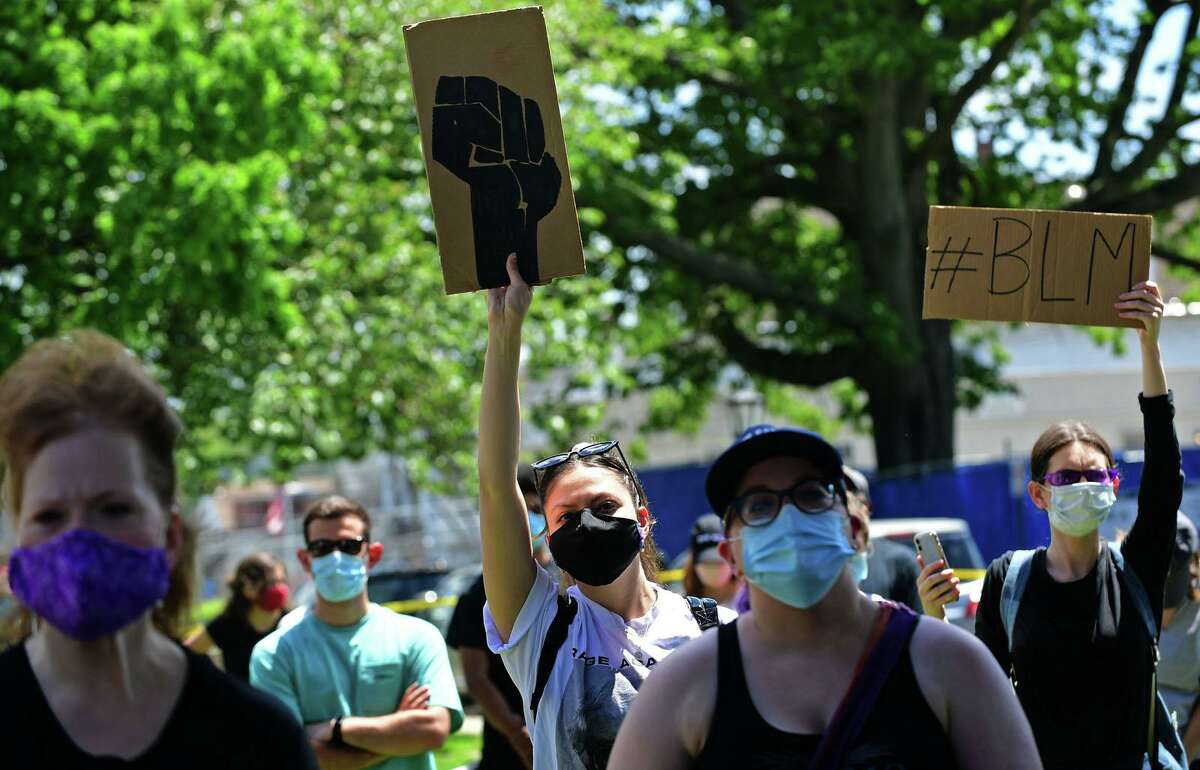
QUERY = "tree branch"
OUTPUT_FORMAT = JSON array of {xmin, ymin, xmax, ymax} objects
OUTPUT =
[
  {"xmin": 920, "ymin": 0, "xmax": 1048, "ymax": 164},
  {"xmin": 612, "ymin": 227, "xmax": 863, "ymax": 330},
  {"xmin": 1081, "ymin": 162, "xmax": 1200, "ymax": 213},
  {"xmin": 711, "ymin": 0, "xmax": 747, "ymax": 30},
  {"xmin": 1090, "ymin": 7, "xmax": 1166, "ymax": 183},
  {"xmin": 709, "ymin": 311, "xmax": 857, "ymax": 387},
  {"xmin": 1152, "ymin": 242, "xmax": 1200, "ymax": 272},
  {"xmin": 1106, "ymin": 0, "xmax": 1200, "ymax": 186}
]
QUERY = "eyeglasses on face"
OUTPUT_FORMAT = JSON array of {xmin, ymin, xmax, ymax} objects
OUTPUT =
[
  {"xmin": 1041, "ymin": 468, "xmax": 1119, "ymax": 487},
  {"xmin": 725, "ymin": 479, "xmax": 843, "ymax": 528},
  {"xmin": 306, "ymin": 537, "xmax": 368, "ymax": 558},
  {"xmin": 531, "ymin": 440, "xmax": 641, "ymax": 505}
]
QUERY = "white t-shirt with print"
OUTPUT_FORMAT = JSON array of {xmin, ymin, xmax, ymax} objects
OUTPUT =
[{"xmin": 484, "ymin": 564, "xmax": 736, "ymax": 770}]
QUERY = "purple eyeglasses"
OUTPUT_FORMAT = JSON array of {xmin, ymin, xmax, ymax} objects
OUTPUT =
[{"xmin": 1042, "ymin": 468, "xmax": 1120, "ymax": 486}]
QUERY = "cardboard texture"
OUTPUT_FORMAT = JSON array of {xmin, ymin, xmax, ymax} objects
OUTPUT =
[
  {"xmin": 405, "ymin": 6, "xmax": 585, "ymax": 295},
  {"xmin": 923, "ymin": 206, "xmax": 1152, "ymax": 328}
]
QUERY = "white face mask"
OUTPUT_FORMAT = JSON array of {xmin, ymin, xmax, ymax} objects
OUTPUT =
[{"xmin": 1044, "ymin": 482, "xmax": 1116, "ymax": 537}]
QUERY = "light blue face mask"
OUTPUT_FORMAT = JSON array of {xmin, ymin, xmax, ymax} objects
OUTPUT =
[
  {"xmin": 311, "ymin": 551, "xmax": 368, "ymax": 603},
  {"xmin": 734, "ymin": 504, "xmax": 860, "ymax": 609},
  {"xmin": 529, "ymin": 512, "xmax": 547, "ymax": 545},
  {"xmin": 850, "ymin": 550, "xmax": 869, "ymax": 584}
]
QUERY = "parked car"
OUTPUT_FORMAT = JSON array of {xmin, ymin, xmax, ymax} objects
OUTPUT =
[{"xmin": 868, "ymin": 518, "xmax": 986, "ymax": 632}]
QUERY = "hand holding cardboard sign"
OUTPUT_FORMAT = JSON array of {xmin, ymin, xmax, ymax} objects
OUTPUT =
[
  {"xmin": 487, "ymin": 254, "xmax": 533, "ymax": 335},
  {"xmin": 1115, "ymin": 280, "xmax": 1164, "ymax": 343},
  {"xmin": 433, "ymin": 75, "xmax": 562, "ymax": 289}
]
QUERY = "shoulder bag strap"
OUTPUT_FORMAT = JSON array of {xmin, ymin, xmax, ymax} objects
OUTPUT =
[
  {"xmin": 808, "ymin": 601, "xmax": 920, "ymax": 770},
  {"xmin": 530, "ymin": 593, "xmax": 578, "ymax": 721}
]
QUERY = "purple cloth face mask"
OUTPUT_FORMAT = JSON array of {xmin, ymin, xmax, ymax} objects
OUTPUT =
[{"xmin": 9, "ymin": 528, "xmax": 170, "ymax": 641}]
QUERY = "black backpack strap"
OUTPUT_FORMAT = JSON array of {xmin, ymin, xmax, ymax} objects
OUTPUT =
[
  {"xmin": 530, "ymin": 593, "xmax": 577, "ymax": 721},
  {"xmin": 687, "ymin": 595, "xmax": 720, "ymax": 631}
]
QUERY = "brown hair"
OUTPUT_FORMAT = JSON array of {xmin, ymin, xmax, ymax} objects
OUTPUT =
[
  {"xmin": 538, "ymin": 448, "xmax": 661, "ymax": 585},
  {"xmin": 1030, "ymin": 420, "xmax": 1115, "ymax": 483},
  {"xmin": 218, "ymin": 552, "xmax": 288, "ymax": 623},
  {"xmin": 302, "ymin": 495, "xmax": 372, "ymax": 543},
  {"xmin": 0, "ymin": 329, "xmax": 194, "ymax": 642}
]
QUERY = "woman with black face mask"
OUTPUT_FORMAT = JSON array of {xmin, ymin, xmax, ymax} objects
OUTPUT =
[{"xmin": 478, "ymin": 256, "xmax": 734, "ymax": 770}]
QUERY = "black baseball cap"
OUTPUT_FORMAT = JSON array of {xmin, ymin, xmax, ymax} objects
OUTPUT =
[
  {"xmin": 1175, "ymin": 512, "xmax": 1197, "ymax": 561},
  {"xmin": 689, "ymin": 514, "xmax": 725, "ymax": 562},
  {"xmin": 842, "ymin": 466, "xmax": 871, "ymax": 505},
  {"xmin": 705, "ymin": 423, "xmax": 844, "ymax": 518}
]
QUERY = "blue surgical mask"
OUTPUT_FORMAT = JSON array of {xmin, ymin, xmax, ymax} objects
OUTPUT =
[
  {"xmin": 850, "ymin": 550, "xmax": 869, "ymax": 584},
  {"xmin": 734, "ymin": 504, "xmax": 859, "ymax": 608},
  {"xmin": 1045, "ymin": 482, "xmax": 1116, "ymax": 537},
  {"xmin": 528, "ymin": 512, "xmax": 547, "ymax": 545},
  {"xmin": 311, "ymin": 551, "xmax": 368, "ymax": 602}
]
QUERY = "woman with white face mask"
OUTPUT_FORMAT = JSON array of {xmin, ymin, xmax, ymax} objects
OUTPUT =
[
  {"xmin": 928, "ymin": 281, "xmax": 1183, "ymax": 770},
  {"xmin": 608, "ymin": 425, "xmax": 1040, "ymax": 770}
]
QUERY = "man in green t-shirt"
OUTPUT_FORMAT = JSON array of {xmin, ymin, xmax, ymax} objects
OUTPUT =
[{"xmin": 251, "ymin": 496, "xmax": 463, "ymax": 770}]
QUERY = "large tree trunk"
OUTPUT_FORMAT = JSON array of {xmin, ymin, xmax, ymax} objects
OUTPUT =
[
  {"xmin": 854, "ymin": 75, "xmax": 958, "ymax": 471},
  {"xmin": 863, "ymin": 318, "xmax": 957, "ymax": 471}
]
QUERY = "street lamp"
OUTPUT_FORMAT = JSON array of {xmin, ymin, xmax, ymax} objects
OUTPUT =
[{"xmin": 726, "ymin": 387, "xmax": 765, "ymax": 438}]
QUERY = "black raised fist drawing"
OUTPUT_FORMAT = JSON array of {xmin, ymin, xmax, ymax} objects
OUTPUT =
[{"xmin": 432, "ymin": 75, "xmax": 562, "ymax": 289}]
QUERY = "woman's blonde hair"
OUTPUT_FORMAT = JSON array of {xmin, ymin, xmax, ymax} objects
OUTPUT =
[{"xmin": 0, "ymin": 330, "xmax": 194, "ymax": 642}]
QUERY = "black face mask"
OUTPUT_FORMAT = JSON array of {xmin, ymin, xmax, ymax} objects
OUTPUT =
[{"xmin": 547, "ymin": 508, "xmax": 643, "ymax": 586}]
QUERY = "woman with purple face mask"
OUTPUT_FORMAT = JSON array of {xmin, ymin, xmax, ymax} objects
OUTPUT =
[
  {"xmin": 923, "ymin": 282, "xmax": 1184, "ymax": 770},
  {"xmin": 0, "ymin": 330, "xmax": 316, "ymax": 769}
]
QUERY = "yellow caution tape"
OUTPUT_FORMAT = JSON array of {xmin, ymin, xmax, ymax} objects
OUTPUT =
[
  {"xmin": 190, "ymin": 564, "xmax": 989, "ymax": 630},
  {"xmin": 382, "ymin": 595, "xmax": 460, "ymax": 614}
]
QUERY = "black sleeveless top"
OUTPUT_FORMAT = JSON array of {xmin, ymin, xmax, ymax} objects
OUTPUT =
[{"xmin": 696, "ymin": 620, "xmax": 959, "ymax": 770}]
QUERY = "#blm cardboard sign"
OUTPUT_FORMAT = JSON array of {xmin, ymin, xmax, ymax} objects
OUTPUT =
[
  {"xmin": 922, "ymin": 206, "xmax": 1152, "ymax": 328},
  {"xmin": 404, "ymin": 6, "xmax": 585, "ymax": 295}
]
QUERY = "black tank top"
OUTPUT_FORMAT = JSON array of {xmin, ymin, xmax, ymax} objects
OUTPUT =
[{"xmin": 695, "ymin": 620, "xmax": 959, "ymax": 770}]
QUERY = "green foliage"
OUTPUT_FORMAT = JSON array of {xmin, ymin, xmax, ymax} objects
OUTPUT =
[{"xmin": 3, "ymin": 0, "xmax": 1197, "ymax": 487}]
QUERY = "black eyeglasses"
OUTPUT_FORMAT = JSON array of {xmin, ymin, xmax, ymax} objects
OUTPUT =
[
  {"xmin": 306, "ymin": 537, "xmax": 368, "ymax": 558},
  {"xmin": 725, "ymin": 479, "xmax": 844, "ymax": 528},
  {"xmin": 532, "ymin": 440, "xmax": 640, "ymax": 505}
]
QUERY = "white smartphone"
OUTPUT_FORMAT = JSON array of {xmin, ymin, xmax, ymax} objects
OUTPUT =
[{"xmin": 913, "ymin": 531, "xmax": 949, "ymax": 569}]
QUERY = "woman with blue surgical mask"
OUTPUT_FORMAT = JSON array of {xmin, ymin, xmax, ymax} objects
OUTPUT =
[
  {"xmin": 608, "ymin": 425, "xmax": 1040, "ymax": 770},
  {"xmin": 931, "ymin": 281, "xmax": 1183, "ymax": 770}
]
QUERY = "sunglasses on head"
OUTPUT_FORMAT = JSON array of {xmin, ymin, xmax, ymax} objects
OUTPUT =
[
  {"xmin": 725, "ymin": 478, "xmax": 844, "ymax": 529},
  {"xmin": 306, "ymin": 537, "xmax": 368, "ymax": 558},
  {"xmin": 1041, "ymin": 468, "xmax": 1119, "ymax": 487},
  {"xmin": 531, "ymin": 440, "xmax": 641, "ymax": 505}
]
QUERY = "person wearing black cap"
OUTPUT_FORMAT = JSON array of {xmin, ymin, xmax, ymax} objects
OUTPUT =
[
  {"xmin": 843, "ymin": 466, "xmax": 923, "ymax": 613},
  {"xmin": 682, "ymin": 514, "xmax": 742, "ymax": 610},
  {"xmin": 608, "ymin": 424, "xmax": 1039, "ymax": 770},
  {"xmin": 1157, "ymin": 513, "xmax": 1200, "ymax": 764}
]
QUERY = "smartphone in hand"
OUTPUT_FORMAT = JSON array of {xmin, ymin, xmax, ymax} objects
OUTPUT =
[{"xmin": 913, "ymin": 531, "xmax": 949, "ymax": 569}]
